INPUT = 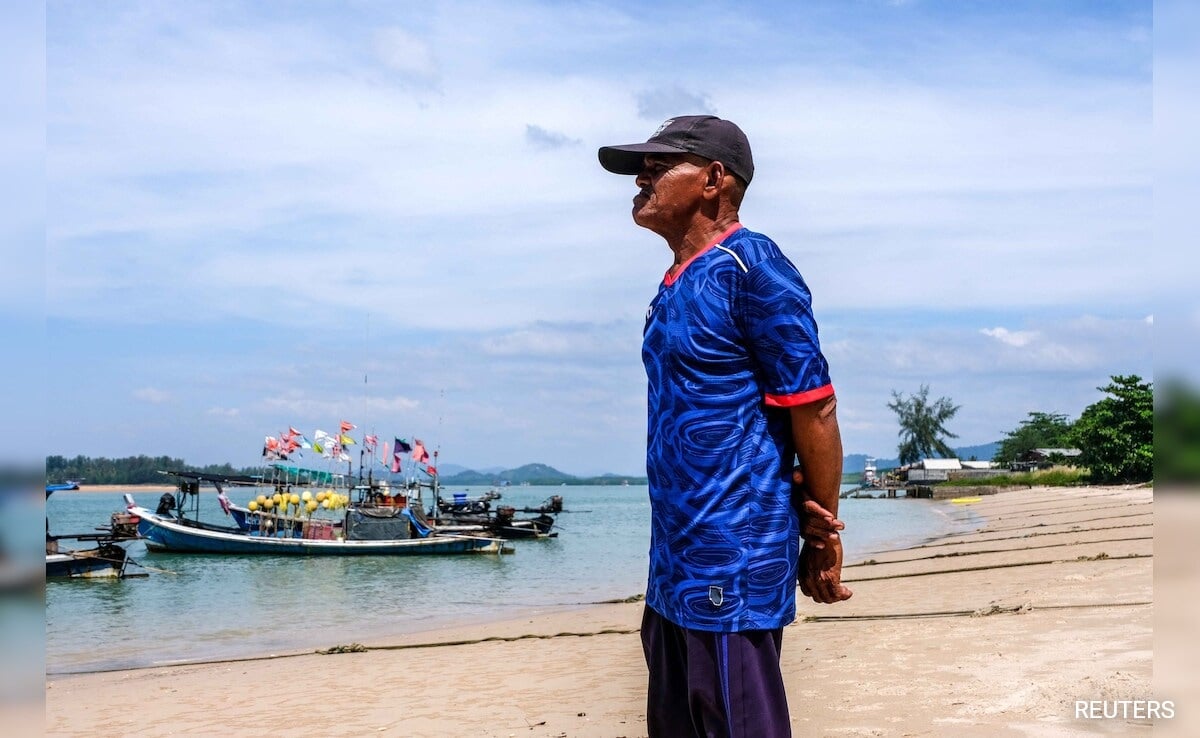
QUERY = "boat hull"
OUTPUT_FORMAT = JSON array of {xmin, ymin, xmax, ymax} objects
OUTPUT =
[
  {"xmin": 132, "ymin": 507, "xmax": 505, "ymax": 556},
  {"xmin": 46, "ymin": 545, "xmax": 129, "ymax": 579}
]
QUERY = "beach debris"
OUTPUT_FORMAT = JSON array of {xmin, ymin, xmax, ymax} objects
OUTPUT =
[
  {"xmin": 316, "ymin": 643, "xmax": 368, "ymax": 655},
  {"xmin": 1077, "ymin": 552, "xmax": 1110, "ymax": 561},
  {"xmin": 971, "ymin": 604, "xmax": 1006, "ymax": 617}
]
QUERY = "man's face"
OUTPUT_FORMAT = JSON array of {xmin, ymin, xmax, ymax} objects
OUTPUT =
[{"xmin": 631, "ymin": 153, "xmax": 710, "ymax": 234}]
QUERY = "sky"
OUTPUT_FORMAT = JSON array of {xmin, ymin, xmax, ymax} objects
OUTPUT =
[{"xmin": 31, "ymin": 0, "xmax": 1154, "ymax": 476}]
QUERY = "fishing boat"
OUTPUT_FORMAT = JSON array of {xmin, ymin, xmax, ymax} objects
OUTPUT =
[
  {"xmin": 46, "ymin": 482, "xmax": 143, "ymax": 579},
  {"xmin": 127, "ymin": 471, "xmax": 511, "ymax": 556},
  {"xmin": 434, "ymin": 489, "xmax": 561, "ymax": 539}
]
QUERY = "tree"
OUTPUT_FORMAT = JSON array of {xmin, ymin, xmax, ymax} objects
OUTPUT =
[
  {"xmin": 887, "ymin": 385, "xmax": 960, "ymax": 465},
  {"xmin": 1070, "ymin": 375, "xmax": 1153, "ymax": 484},
  {"xmin": 995, "ymin": 412, "xmax": 1075, "ymax": 465}
]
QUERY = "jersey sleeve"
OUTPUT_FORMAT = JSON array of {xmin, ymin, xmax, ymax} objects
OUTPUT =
[{"xmin": 740, "ymin": 257, "xmax": 834, "ymax": 406}]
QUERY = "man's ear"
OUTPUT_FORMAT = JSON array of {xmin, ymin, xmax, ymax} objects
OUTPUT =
[{"xmin": 703, "ymin": 161, "xmax": 727, "ymax": 199}]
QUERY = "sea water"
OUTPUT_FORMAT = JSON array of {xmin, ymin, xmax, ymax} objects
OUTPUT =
[{"xmin": 45, "ymin": 485, "xmax": 983, "ymax": 674}]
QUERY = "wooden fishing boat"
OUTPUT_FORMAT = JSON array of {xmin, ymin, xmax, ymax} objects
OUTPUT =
[
  {"xmin": 46, "ymin": 483, "xmax": 143, "ymax": 579},
  {"xmin": 126, "ymin": 472, "xmax": 511, "ymax": 556}
]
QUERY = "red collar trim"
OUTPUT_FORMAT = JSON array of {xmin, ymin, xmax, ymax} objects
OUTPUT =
[{"xmin": 662, "ymin": 222, "xmax": 743, "ymax": 286}]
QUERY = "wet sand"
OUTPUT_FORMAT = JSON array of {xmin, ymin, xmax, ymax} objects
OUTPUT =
[{"xmin": 45, "ymin": 485, "xmax": 1160, "ymax": 737}]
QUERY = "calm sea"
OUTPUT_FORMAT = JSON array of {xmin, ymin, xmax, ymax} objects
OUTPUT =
[{"xmin": 45, "ymin": 485, "xmax": 983, "ymax": 674}]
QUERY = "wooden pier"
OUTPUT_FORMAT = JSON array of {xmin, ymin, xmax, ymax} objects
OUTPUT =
[{"xmin": 841, "ymin": 486, "xmax": 933, "ymax": 500}]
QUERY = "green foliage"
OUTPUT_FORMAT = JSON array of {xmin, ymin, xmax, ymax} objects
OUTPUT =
[
  {"xmin": 887, "ymin": 385, "xmax": 960, "ymax": 466},
  {"xmin": 45, "ymin": 454, "xmax": 261, "ymax": 485},
  {"xmin": 1070, "ymin": 375, "xmax": 1153, "ymax": 484},
  {"xmin": 995, "ymin": 412, "xmax": 1074, "ymax": 465},
  {"xmin": 1155, "ymin": 378, "xmax": 1200, "ymax": 484},
  {"xmin": 942, "ymin": 467, "xmax": 1088, "ymax": 487}
]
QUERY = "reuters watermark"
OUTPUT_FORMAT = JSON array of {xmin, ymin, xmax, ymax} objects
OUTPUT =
[{"xmin": 1075, "ymin": 700, "xmax": 1175, "ymax": 721}]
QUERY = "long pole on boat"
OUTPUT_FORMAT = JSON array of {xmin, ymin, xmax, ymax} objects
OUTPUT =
[{"xmin": 432, "ymin": 450, "xmax": 440, "ymax": 524}]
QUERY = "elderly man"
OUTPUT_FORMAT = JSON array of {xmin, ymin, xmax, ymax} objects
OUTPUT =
[{"xmin": 599, "ymin": 115, "xmax": 851, "ymax": 738}]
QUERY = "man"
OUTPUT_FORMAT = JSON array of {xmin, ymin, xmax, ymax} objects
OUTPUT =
[{"xmin": 598, "ymin": 115, "xmax": 852, "ymax": 737}]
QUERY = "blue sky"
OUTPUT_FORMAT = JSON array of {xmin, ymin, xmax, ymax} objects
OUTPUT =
[{"xmin": 35, "ymin": 0, "xmax": 1153, "ymax": 475}]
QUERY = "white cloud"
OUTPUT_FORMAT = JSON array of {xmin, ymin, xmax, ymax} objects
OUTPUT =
[
  {"xmin": 980, "ymin": 327, "xmax": 1040, "ymax": 348},
  {"xmin": 373, "ymin": 26, "xmax": 439, "ymax": 82},
  {"xmin": 133, "ymin": 387, "xmax": 171, "ymax": 404}
]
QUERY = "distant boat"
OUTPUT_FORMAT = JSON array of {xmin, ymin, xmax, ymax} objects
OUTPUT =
[{"xmin": 46, "ymin": 483, "xmax": 142, "ymax": 579}]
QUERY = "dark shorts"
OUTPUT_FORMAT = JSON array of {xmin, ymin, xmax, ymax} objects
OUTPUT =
[{"xmin": 641, "ymin": 606, "xmax": 791, "ymax": 738}]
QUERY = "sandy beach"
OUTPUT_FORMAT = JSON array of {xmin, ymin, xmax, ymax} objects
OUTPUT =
[{"xmin": 45, "ymin": 485, "xmax": 1165, "ymax": 737}]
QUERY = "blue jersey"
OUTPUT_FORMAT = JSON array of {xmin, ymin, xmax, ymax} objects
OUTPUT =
[{"xmin": 642, "ymin": 223, "xmax": 834, "ymax": 632}]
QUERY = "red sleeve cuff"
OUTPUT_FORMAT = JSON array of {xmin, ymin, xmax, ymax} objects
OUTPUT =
[{"xmin": 764, "ymin": 384, "xmax": 835, "ymax": 407}]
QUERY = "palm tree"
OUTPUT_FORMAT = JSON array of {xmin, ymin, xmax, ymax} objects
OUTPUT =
[{"xmin": 887, "ymin": 385, "xmax": 960, "ymax": 465}]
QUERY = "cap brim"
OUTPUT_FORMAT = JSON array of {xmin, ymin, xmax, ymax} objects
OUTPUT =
[{"xmin": 598, "ymin": 142, "xmax": 689, "ymax": 175}]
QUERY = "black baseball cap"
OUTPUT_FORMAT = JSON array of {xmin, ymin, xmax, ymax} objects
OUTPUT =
[{"xmin": 598, "ymin": 115, "xmax": 754, "ymax": 185}]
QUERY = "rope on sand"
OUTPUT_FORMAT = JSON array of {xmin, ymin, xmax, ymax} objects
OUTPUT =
[
  {"xmin": 932, "ymin": 510, "xmax": 1153, "ymax": 539},
  {"xmin": 895, "ymin": 522, "xmax": 1152, "ymax": 551},
  {"xmin": 800, "ymin": 600, "xmax": 1152, "ymax": 623},
  {"xmin": 948, "ymin": 494, "xmax": 1148, "ymax": 518},
  {"xmin": 343, "ymin": 627, "xmax": 642, "ymax": 654},
  {"xmin": 846, "ymin": 535, "xmax": 1153, "ymax": 567},
  {"xmin": 842, "ymin": 553, "xmax": 1151, "ymax": 583}
]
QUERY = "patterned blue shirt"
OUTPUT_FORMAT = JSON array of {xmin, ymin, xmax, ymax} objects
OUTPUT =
[{"xmin": 642, "ymin": 223, "xmax": 834, "ymax": 632}]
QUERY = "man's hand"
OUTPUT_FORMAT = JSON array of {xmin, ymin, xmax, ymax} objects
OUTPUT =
[
  {"xmin": 792, "ymin": 466, "xmax": 844, "ymax": 550},
  {"xmin": 798, "ymin": 539, "xmax": 853, "ymax": 604}
]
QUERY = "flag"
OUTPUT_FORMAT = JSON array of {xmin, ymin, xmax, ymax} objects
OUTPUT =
[
  {"xmin": 313, "ymin": 441, "xmax": 324, "ymax": 455},
  {"xmin": 340, "ymin": 420, "xmax": 355, "ymax": 433},
  {"xmin": 424, "ymin": 465, "xmax": 437, "ymax": 476},
  {"xmin": 364, "ymin": 434, "xmax": 378, "ymax": 450},
  {"xmin": 288, "ymin": 426, "xmax": 302, "ymax": 437},
  {"xmin": 392, "ymin": 438, "xmax": 405, "ymax": 473},
  {"xmin": 411, "ymin": 439, "xmax": 429, "ymax": 464},
  {"xmin": 340, "ymin": 434, "xmax": 355, "ymax": 446}
]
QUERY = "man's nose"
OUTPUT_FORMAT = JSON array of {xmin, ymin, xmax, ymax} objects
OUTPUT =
[{"xmin": 635, "ymin": 169, "xmax": 651, "ymax": 188}]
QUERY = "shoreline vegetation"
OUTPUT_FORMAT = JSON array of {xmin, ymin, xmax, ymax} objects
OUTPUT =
[
  {"xmin": 46, "ymin": 484, "xmax": 1158, "ymax": 736},
  {"xmin": 46, "ymin": 453, "xmax": 873, "ymax": 488}
]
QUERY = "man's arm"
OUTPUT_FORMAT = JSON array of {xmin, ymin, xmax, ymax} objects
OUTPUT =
[{"xmin": 790, "ymin": 394, "xmax": 853, "ymax": 604}]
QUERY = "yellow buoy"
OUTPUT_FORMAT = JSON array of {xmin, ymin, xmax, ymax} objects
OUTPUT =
[
  {"xmin": 316, "ymin": 491, "xmax": 327, "ymax": 502},
  {"xmin": 306, "ymin": 500, "xmax": 318, "ymax": 513},
  {"xmin": 257, "ymin": 495, "xmax": 267, "ymax": 505},
  {"xmin": 247, "ymin": 500, "xmax": 259, "ymax": 512},
  {"xmin": 301, "ymin": 491, "xmax": 312, "ymax": 502},
  {"xmin": 289, "ymin": 493, "xmax": 300, "ymax": 505},
  {"xmin": 320, "ymin": 499, "xmax": 330, "ymax": 509},
  {"xmin": 263, "ymin": 498, "xmax": 274, "ymax": 509}
]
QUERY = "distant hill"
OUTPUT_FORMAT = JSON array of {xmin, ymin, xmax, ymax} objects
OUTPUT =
[{"xmin": 439, "ymin": 462, "xmax": 646, "ymax": 486}]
